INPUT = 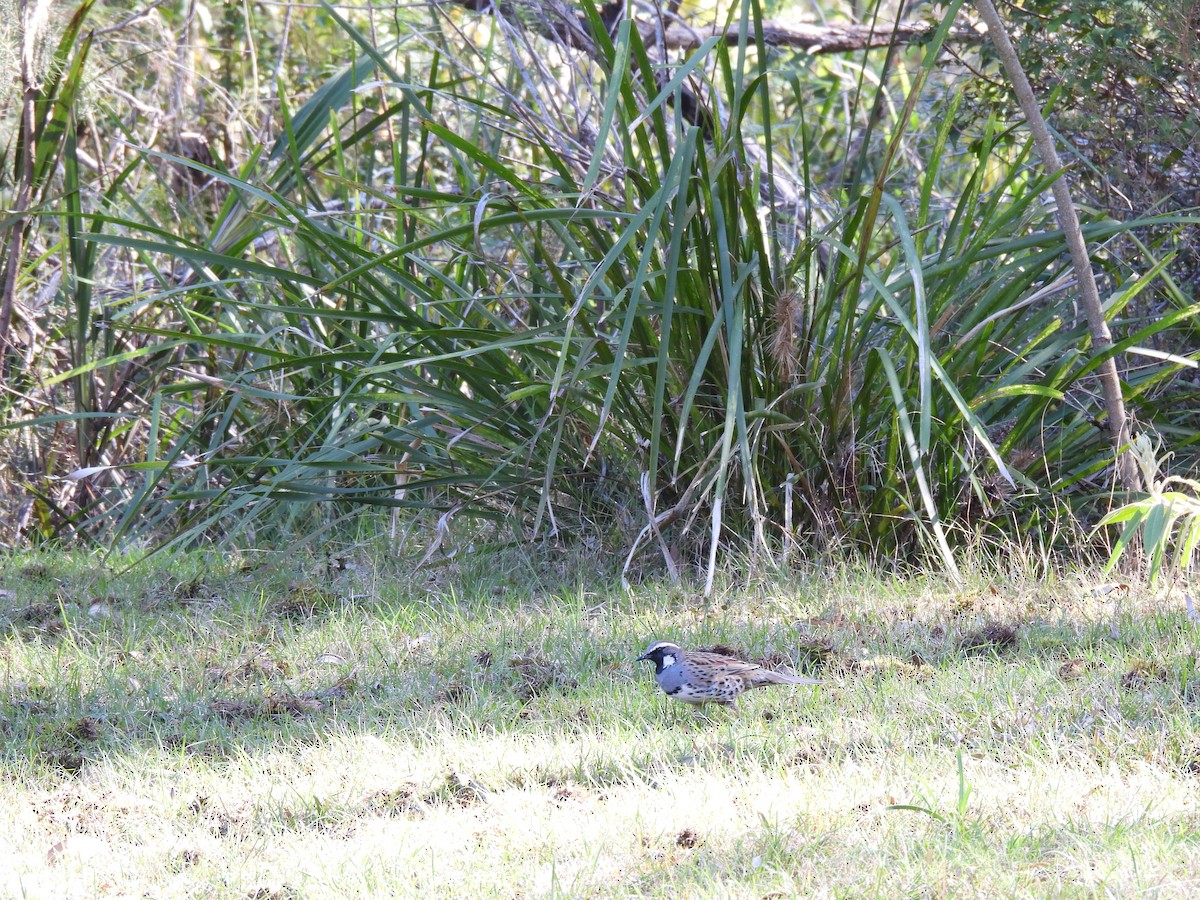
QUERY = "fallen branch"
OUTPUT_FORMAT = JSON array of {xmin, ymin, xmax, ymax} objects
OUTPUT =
[
  {"xmin": 447, "ymin": 0, "xmax": 969, "ymax": 56},
  {"xmin": 660, "ymin": 20, "xmax": 943, "ymax": 53}
]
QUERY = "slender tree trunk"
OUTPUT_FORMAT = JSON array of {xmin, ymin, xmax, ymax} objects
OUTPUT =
[{"xmin": 974, "ymin": 0, "xmax": 1141, "ymax": 493}]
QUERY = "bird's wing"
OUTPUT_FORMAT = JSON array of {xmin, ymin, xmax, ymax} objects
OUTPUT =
[{"xmin": 690, "ymin": 651, "xmax": 762, "ymax": 675}]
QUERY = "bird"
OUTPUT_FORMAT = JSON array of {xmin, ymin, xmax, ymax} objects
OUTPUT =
[{"xmin": 635, "ymin": 640, "xmax": 822, "ymax": 710}]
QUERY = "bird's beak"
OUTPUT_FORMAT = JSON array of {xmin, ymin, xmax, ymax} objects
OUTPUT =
[{"xmin": 635, "ymin": 652, "xmax": 649, "ymax": 662}]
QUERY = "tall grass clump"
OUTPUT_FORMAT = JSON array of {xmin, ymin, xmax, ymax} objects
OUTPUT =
[{"xmin": 2, "ymin": 0, "xmax": 1197, "ymax": 576}]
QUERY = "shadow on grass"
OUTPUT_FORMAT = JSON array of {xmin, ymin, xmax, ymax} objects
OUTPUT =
[{"xmin": 3, "ymin": 552, "xmax": 1199, "ymax": 785}]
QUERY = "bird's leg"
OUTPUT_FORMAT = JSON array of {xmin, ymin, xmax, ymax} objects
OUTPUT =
[{"xmin": 696, "ymin": 703, "xmax": 727, "ymax": 727}]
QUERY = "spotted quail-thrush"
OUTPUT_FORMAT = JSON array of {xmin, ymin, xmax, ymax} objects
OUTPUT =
[{"xmin": 636, "ymin": 640, "xmax": 822, "ymax": 709}]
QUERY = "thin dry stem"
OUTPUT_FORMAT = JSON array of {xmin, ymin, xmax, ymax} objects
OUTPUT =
[{"xmin": 974, "ymin": 0, "xmax": 1141, "ymax": 494}]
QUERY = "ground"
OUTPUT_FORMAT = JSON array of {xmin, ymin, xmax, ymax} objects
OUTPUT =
[{"xmin": 2, "ymin": 547, "xmax": 1199, "ymax": 897}]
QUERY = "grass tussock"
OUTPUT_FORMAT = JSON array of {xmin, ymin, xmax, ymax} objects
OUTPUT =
[
  {"xmin": 4, "ymin": 0, "xmax": 1196, "ymax": 576},
  {"xmin": 3, "ymin": 547, "xmax": 1200, "ymax": 896}
]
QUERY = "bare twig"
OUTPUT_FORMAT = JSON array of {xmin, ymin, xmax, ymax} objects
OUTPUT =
[{"xmin": 93, "ymin": 0, "xmax": 170, "ymax": 36}]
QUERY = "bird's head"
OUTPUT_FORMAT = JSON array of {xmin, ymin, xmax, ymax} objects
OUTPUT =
[{"xmin": 636, "ymin": 640, "xmax": 682, "ymax": 673}]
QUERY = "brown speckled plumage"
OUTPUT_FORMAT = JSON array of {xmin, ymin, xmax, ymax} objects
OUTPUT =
[{"xmin": 636, "ymin": 640, "xmax": 822, "ymax": 710}]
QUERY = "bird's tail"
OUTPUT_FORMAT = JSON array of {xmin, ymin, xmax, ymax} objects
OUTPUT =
[{"xmin": 751, "ymin": 670, "xmax": 823, "ymax": 687}]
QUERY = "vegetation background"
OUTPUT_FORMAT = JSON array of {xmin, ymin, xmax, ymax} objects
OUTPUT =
[
  {"xmin": 2, "ymin": 1, "xmax": 1200, "ymax": 895},
  {"xmin": 1, "ymin": 0, "xmax": 1197, "ymax": 578}
]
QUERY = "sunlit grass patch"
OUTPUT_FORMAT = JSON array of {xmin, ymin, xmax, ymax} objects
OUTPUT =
[{"xmin": 3, "ymin": 549, "xmax": 1200, "ymax": 896}]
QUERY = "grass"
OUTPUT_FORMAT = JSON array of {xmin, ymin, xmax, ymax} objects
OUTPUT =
[{"xmin": 3, "ymin": 546, "xmax": 1200, "ymax": 897}]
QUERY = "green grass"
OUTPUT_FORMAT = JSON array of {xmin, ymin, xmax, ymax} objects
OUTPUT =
[{"xmin": 3, "ymin": 547, "xmax": 1200, "ymax": 897}]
